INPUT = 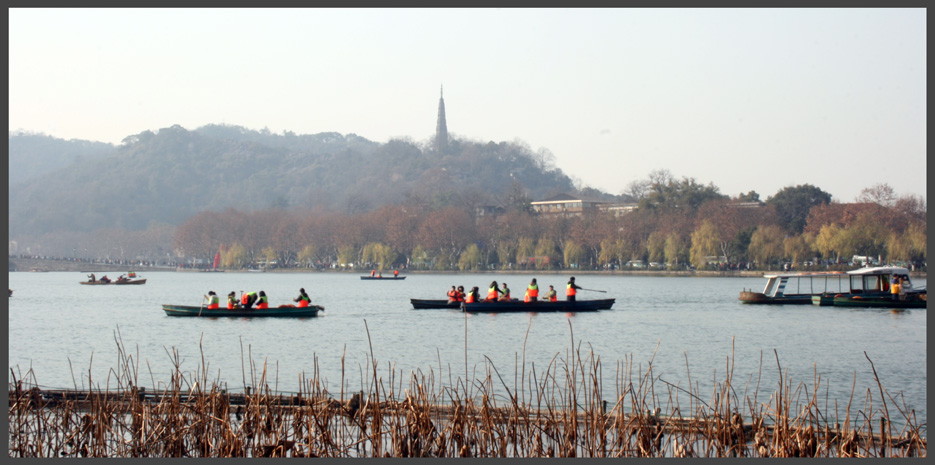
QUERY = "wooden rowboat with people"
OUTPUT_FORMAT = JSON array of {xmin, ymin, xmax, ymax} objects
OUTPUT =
[
  {"xmin": 162, "ymin": 304, "xmax": 323, "ymax": 318},
  {"xmin": 460, "ymin": 298, "xmax": 616, "ymax": 313}
]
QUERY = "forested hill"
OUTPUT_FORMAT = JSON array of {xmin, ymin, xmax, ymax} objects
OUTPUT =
[{"xmin": 9, "ymin": 124, "xmax": 607, "ymax": 239}]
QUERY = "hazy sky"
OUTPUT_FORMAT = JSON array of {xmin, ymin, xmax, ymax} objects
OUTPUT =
[{"xmin": 9, "ymin": 8, "xmax": 926, "ymax": 202}]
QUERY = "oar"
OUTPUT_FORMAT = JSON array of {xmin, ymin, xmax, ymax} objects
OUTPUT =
[
  {"xmin": 580, "ymin": 288, "xmax": 607, "ymax": 293},
  {"xmin": 198, "ymin": 296, "xmax": 206, "ymax": 316}
]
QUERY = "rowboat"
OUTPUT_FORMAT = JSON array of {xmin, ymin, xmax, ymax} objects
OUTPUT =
[
  {"xmin": 80, "ymin": 278, "xmax": 147, "ymax": 285},
  {"xmin": 461, "ymin": 298, "xmax": 615, "ymax": 313},
  {"xmin": 162, "ymin": 304, "xmax": 323, "ymax": 317},
  {"xmin": 410, "ymin": 299, "xmax": 461, "ymax": 309},
  {"xmin": 360, "ymin": 276, "xmax": 406, "ymax": 280},
  {"xmin": 831, "ymin": 293, "xmax": 926, "ymax": 309},
  {"xmin": 739, "ymin": 272, "xmax": 847, "ymax": 304}
]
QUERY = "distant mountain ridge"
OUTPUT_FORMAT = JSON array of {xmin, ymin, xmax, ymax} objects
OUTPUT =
[{"xmin": 8, "ymin": 124, "xmax": 612, "ymax": 240}]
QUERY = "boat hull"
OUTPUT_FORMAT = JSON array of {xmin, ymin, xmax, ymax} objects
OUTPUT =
[
  {"xmin": 461, "ymin": 298, "xmax": 615, "ymax": 313},
  {"xmin": 81, "ymin": 279, "xmax": 147, "ymax": 285},
  {"xmin": 360, "ymin": 276, "xmax": 406, "ymax": 280},
  {"xmin": 739, "ymin": 291, "xmax": 813, "ymax": 305},
  {"xmin": 410, "ymin": 299, "xmax": 462, "ymax": 309},
  {"xmin": 162, "ymin": 304, "xmax": 322, "ymax": 317},
  {"xmin": 831, "ymin": 294, "xmax": 926, "ymax": 309}
]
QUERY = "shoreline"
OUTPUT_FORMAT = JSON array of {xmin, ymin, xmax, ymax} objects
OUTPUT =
[{"xmin": 8, "ymin": 257, "xmax": 927, "ymax": 279}]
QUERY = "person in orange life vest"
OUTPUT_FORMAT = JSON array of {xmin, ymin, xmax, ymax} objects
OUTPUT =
[
  {"xmin": 566, "ymin": 277, "xmax": 582, "ymax": 301},
  {"xmin": 371, "ymin": 270, "xmax": 376, "ymax": 277},
  {"xmin": 525, "ymin": 278, "xmax": 539, "ymax": 302},
  {"xmin": 256, "ymin": 290, "xmax": 269, "ymax": 309},
  {"xmin": 227, "ymin": 291, "xmax": 238, "ymax": 309},
  {"xmin": 547, "ymin": 285, "xmax": 558, "ymax": 302},
  {"xmin": 447, "ymin": 286, "xmax": 458, "ymax": 303},
  {"xmin": 456, "ymin": 286, "xmax": 466, "ymax": 302},
  {"xmin": 241, "ymin": 291, "xmax": 258, "ymax": 309},
  {"xmin": 465, "ymin": 286, "xmax": 480, "ymax": 303},
  {"xmin": 486, "ymin": 281, "xmax": 502, "ymax": 302},
  {"xmin": 294, "ymin": 288, "xmax": 311, "ymax": 307},
  {"xmin": 394, "ymin": 269, "xmax": 399, "ymax": 277},
  {"xmin": 498, "ymin": 283, "xmax": 511, "ymax": 301},
  {"xmin": 205, "ymin": 291, "xmax": 220, "ymax": 310}
]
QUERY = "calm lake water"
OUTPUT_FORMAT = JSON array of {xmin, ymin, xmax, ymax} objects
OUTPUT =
[{"xmin": 7, "ymin": 271, "xmax": 926, "ymax": 430}]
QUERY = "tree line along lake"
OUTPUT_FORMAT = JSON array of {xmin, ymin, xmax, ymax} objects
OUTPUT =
[{"xmin": 7, "ymin": 270, "xmax": 926, "ymax": 436}]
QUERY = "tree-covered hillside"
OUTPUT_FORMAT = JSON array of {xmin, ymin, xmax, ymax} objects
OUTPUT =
[{"xmin": 8, "ymin": 125, "xmax": 585, "ymax": 240}]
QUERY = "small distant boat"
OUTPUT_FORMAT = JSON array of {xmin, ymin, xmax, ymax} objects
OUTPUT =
[
  {"xmin": 461, "ymin": 298, "xmax": 615, "ymax": 313},
  {"xmin": 81, "ymin": 278, "xmax": 147, "ymax": 285},
  {"xmin": 361, "ymin": 275, "xmax": 406, "ymax": 280},
  {"xmin": 162, "ymin": 304, "xmax": 322, "ymax": 318}
]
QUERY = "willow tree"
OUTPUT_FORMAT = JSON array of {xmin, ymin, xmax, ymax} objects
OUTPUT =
[
  {"xmin": 516, "ymin": 237, "xmax": 536, "ymax": 269},
  {"xmin": 645, "ymin": 231, "xmax": 666, "ymax": 264},
  {"xmin": 496, "ymin": 240, "xmax": 516, "ymax": 269},
  {"xmin": 664, "ymin": 233, "xmax": 685, "ymax": 267},
  {"xmin": 297, "ymin": 245, "xmax": 318, "ymax": 268},
  {"xmin": 563, "ymin": 240, "xmax": 586, "ymax": 269},
  {"xmin": 814, "ymin": 223, "xmax": 844, "ymax": 263},
  {"xmin": 598, "ymin": 238, "xmax": 617, "ymax": 268},
  {"xmin": 783, "ymin": 232, "xmax": 815, "ymax": 268},
  {"xmin": 458, "ymin": 244, "xmax": 483, "ymax": 271},
  {"xmin": 534, "ymin": 238, "xmax": 558, "ymax": 270},
  {"xmin": 689, "ymin": 220, "xmax": 721, "ymax": 269},
  {"xmin": 747, "ymin": 225, "xmax": 784, "ymax": 270},
  {"xmin": 221, "ymin": 242, "xmax": 247, "ymax": 269},
  {"xmin": 337, "ymin": 245, "xmax": 357, "ymax": 269}
]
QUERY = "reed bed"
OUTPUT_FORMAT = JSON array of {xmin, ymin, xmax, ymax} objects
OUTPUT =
[{"xmin": 8, "ymin": 323, "xmax": 926, "ymax": 457}]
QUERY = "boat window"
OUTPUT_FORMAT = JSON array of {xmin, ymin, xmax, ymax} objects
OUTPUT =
[
  {"xmin": 850, "ymin": 275, "xmax": 864, "ymax": 293},
  {"xmin": 864, "ymin": 275, "xmax": 883, "ymax": 292}
]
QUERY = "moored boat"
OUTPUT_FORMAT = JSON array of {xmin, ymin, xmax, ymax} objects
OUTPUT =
[
  {"xmin": 460, "ymin": 298, "xmax": 615, "ymax": 313},
  {"xmin": 827, "ymin": 266, "xmax": 926, "ymax": 309},
  {"xmin": 162, "ymin": 304, "xmax": 323, "ymax": 317},
  {"xmin": 739, "ymin": 272, "xmax": 848, "ymax": 304}
]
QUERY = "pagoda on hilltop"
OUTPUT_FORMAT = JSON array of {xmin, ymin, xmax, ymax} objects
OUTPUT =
[{"xmin": 435, "ymin": 85, "xmax": 448, "ymax": 154}]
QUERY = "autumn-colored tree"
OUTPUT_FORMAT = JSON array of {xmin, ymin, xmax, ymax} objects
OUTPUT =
[
  {"xmin": 664, "ymin": 232, "xmax": 685, "ymax": 267},
  {"xmin": 337, "ymin": 245, "xmax": 357, "ymax": 268},
  {"xmin": 837, "ymin": 212, "xmax": 888, "ymax": 260},
  {"xmin": 221, "ymin": 242, "xmax": 247, "ymax": 269},
  {"xmin": 563, "ymin": 240, "xmax": 586, "ymax": 269},
  {"xmin": 645, "ymin": 231, "xmax": 666, "ymax": 264},
  {"xmin": 814, "ymin": 223, "xmax": 844, "ymax": 262},
  {"xmin": 689, "ymin": 220, "xmax": 720, "ymax": 269},
  {"xmin": 516, "ymin": 237, "xmax": 536, "ymax": 269},
  {"xmin": 297, "ymin": 244, "xmax": 319, "ymax": 268},
  {"xmin": 495, "ymin": 240, "xmax": 516, "ymax": 269},
  {"xmin": 747, "ymin": 225, "xmax": 784, "ymax": 270},
  {"xmin": 458, "ymin": 244, "xmax": 483, "ymax": 271},
  {"xmin": 598, "ymin": 238, "xmax": 617, "ymax": 267},
  {"xmin": 783, "ymin": 232, "xmax": 815, "ymax": 268},
  {"xmin": 534, "ymin": 238, "xmax": 558, "ymax": 270}
]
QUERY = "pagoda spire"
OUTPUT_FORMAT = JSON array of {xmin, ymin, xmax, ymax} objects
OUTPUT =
[{"xmin": 435, "ymin": 85, "xmax": 448, "ymax": 154}]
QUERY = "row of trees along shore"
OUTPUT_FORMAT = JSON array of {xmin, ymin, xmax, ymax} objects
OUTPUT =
[{"xmin": 172, "ymin": 180, "xmax": 926, "ymax": 272}]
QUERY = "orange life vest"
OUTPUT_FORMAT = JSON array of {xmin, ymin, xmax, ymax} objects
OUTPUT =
[
  {"xmin": 567, "ymin": 283, "xmax": 577, "ymax": 297},
  {"xmin": 527, "ymin": 284, "xmax": 539, "ymax": 298},
  {"xmin": 465, "ymin": 292, "xmax": 475, "ymax": 303},
  {"xmin": 524, "ymin": 290, "xmax": 531, "ymax": 302},
  {"xmin": 487, "ymin": 286, "xmax": 499, "ymax": 300}
]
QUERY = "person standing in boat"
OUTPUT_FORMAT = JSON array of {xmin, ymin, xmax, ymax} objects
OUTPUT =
[
  {"xmin": 525, "ymin": 278, "xmax": 539, "ymax": 302},
  {"xmin": 204, "ymin": 291, "xmax": 220, "ymax": 310},
  {"xmin": 256, "ymin": 291, "xmax": 269, "ymax": 309},
  {"xmin": 566, "ymin": 277, "xmax": 582, "ymax": 301},
  {"xmin": 394, "ymin": 269, "xmax": 399, "ymax": 277},
  {"xmin": 546, "ymin": 285, "xmax": 558, "ymax": 302},
  {"xmin": 890, "ymin": 276, "xmax": 901, "ymax": 300},
  {"xmin": 293, "ymin": 288, "xmax": 311, "ymax": 307}
]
